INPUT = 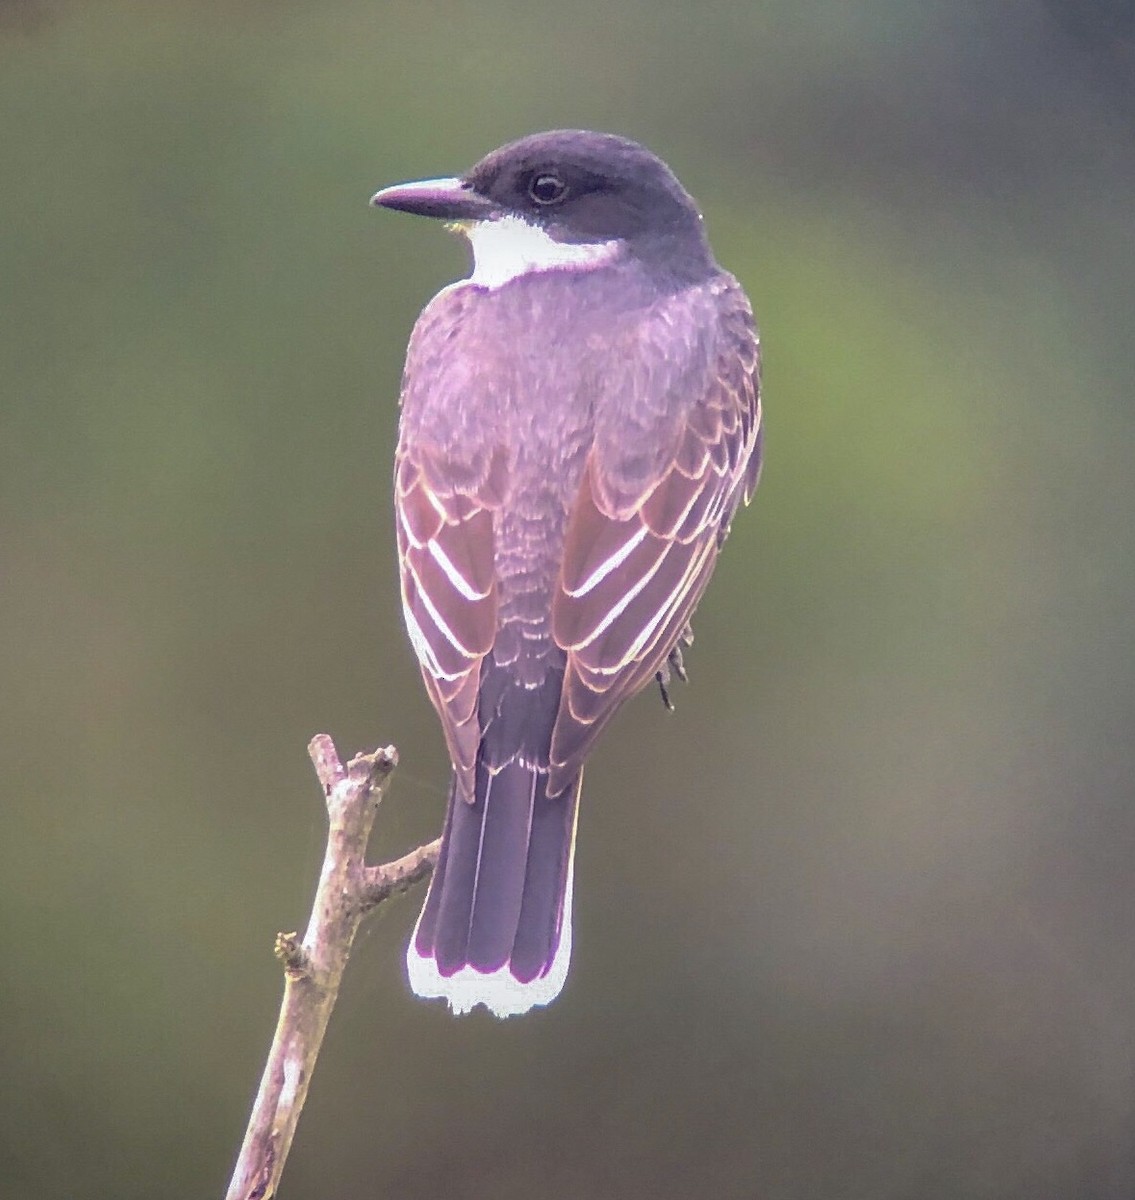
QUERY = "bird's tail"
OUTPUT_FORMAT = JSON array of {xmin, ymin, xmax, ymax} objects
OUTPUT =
[{"xmin": 407, "ymin": 761, "xmax": 581, "ymax": 1018}]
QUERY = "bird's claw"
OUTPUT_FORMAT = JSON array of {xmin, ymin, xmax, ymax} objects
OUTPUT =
[{"xmin": 656, "ymin": 627, "xmax": 694, "ymax": 709}]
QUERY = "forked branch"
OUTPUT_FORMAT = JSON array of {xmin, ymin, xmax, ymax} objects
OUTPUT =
[{"xmin": 224, "ymin": 735, "xmax": 440, "ymax": 1200}]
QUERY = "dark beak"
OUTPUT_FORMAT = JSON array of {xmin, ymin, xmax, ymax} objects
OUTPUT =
[{"xmin": 370, "ymin": 176, "xmax": 498, "ymax": 222}]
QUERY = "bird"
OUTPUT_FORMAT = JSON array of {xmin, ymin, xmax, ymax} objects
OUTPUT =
[{"xmin": 371, "ymin": 130, "xmax": 762, "ymax": 1018}]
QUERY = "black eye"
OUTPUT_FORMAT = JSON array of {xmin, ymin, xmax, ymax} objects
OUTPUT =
[{"xmin": 528, "ymin": 172, "xmax": 567, "ymax": 205}]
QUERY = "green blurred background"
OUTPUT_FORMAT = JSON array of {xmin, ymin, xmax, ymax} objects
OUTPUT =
[{"xmin": 3, "ymin": 2, "xmax": 1134, "ymax": 1197}]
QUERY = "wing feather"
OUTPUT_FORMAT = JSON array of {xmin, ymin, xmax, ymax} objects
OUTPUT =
[
  {"xmin": 549, "ymin": 278, "xmax": 761, "ymax": 796},
  {"xmin": 395, "ymin": 442, "xmax": 501, "ymax": 797}
]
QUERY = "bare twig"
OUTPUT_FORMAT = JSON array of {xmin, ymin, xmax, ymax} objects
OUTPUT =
[
  {"xmin": 224, "ymin": 735, "xmax": 439, "ymax": 1200},
  {"xmin": 360, "ymin": 837, "xmax": 442, "ymax": 913}
]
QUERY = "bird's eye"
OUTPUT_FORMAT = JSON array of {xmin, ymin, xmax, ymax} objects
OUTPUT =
[{"xmin": 528, "ymin": 173, "xmax": 568, "ymax": 205}]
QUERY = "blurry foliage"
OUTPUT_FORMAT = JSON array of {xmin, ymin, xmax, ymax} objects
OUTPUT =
[{"xmin": 2, "ymin": 2, "xmax": 1134, "ymax": 1198}]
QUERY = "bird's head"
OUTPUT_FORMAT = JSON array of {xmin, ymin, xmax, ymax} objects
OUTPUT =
[{"xmin": 371, "ymin": 130, "xmax": 714, "ymax": 288}]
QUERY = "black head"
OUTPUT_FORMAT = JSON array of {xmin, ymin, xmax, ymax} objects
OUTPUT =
[{"xmin": 372, "ymin": 130, "xmax": 716, "ymax": 282}]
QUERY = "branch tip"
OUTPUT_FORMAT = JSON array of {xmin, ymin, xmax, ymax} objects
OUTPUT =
[
  {"xmin": 342, "ymin": 745, "xmax": 399, "ymax": 808},
  {"xmin": 307, "ymin": 733, "xmax": 346, "ymax": 796},
  {"xmin": 347, "ymin": 744, "xmax": 398, "ymax": 782}
]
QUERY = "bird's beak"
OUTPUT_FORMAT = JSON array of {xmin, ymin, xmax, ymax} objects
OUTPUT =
[{"xmin": 370, "ymin": 176, "xmax": 498, "ymax": 222}]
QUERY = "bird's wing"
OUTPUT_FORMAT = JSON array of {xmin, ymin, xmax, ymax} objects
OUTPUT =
[
  {"xmin": 394, "ymin": 429, "xmax": 506, "ymax": 799},
  {"xmin": 549, "ymin": 275, "xmax": 761, "ymax": 795}
]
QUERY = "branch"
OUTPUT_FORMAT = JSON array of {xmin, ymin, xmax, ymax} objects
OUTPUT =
[
  {"xmin": 360, "ymin": 837, "xmax": 442, "ymax": 912},
  {"xmin": 224, "ymin": 735, "xmax": 439, "ymax": 1200}
]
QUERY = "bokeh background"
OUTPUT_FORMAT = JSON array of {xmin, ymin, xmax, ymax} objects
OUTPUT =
[{"xmin": 3, "ymin": 2, "xmax": 1135, "ymax": 1197}]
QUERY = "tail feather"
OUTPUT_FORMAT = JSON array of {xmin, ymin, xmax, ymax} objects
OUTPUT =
[
  {"xmin": 511, "ymin": 783, "xmax": 580, "ymax": 983},
  {"xmin": 407, "ymin": 762, "xmax": 581, "ymax": 1017}
]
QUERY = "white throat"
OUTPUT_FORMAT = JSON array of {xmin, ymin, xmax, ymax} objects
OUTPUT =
[{"xmin": 463, "ymin": 216, "xmax": 620, "ymax": 289}]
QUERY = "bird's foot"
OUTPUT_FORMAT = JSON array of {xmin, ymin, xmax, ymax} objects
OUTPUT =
[{"xmin": 656, "ymin": 626, "xmax": 694, "ymax": 710}]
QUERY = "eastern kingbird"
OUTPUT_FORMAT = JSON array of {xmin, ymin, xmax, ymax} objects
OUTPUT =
[{"xmin": 372, "ymin": 130, "xmax": 762, "ymax": 1018}]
